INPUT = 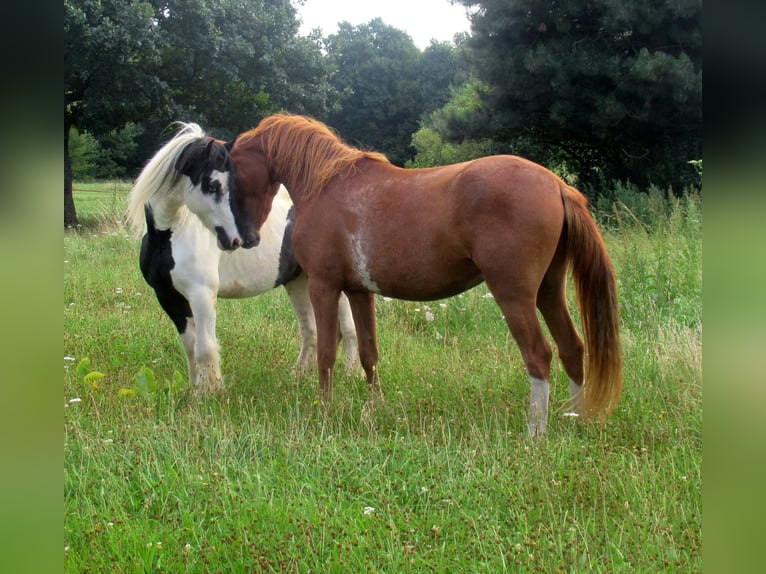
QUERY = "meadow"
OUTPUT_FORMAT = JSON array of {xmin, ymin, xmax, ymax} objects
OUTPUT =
[{"xmin": 64, "ymin": 182, "xmax": 701, "ymax": 572}]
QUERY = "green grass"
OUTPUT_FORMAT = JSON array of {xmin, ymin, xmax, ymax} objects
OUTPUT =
[
  {"xmin": 70, "ymin": 180, "xmax": 132, "ymax": 230},
  {"xmin": 64, "ymin": 185, "xmax": 701, "ymax": 572}
]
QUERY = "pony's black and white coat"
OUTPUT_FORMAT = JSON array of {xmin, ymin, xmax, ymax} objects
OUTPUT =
[{"xmin": 128, "ymin": 123, "xmax": 358, "ymax": 392}]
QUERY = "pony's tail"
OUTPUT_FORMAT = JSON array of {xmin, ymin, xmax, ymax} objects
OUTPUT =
[{"xmin": 561, "ymin": 184, "xmax": 623, "ymax": 420}]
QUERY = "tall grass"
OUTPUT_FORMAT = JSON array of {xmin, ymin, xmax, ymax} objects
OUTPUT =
[{"xmin": 64, "ymin": 183, "xmax": 701, "ymax": 572}]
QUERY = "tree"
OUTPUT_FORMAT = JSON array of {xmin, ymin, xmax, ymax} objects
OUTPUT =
[
  {"xmin": 324, "ymin": 19, "xmax": 424, "ymax": 166},
  {"xmin": 65, "ymin": 0, "xmax": 333, "ymax": 226},
  {"xmin": 151, "ymin": 0, "xmax": 333, "ymax": 137},
  {"xmin": 416, "ymin": 40, "xmax": 469, "ymax": 116},
  {"xmin": 65, "ymin": 0, "xmax": 167, "ymax": 227},
  {"xmin": 453, "ymin": 0, "xmax": 702, "ymax": 190},
  {"xmin": 407, "ymin": 80, "xmax": 497, "ymax": 167}
]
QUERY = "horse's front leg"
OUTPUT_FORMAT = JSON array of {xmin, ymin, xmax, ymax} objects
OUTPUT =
[
  {"xmin": 187, "ymin": 288, "xmax": 223, "ymax": 393},
  {"xmin": 345, "ymin": 292, "xmax": 382, "ymax": 397},
  {"xmin": 308, "ymin": 281, "xmax": 340, "ymax": 403}
]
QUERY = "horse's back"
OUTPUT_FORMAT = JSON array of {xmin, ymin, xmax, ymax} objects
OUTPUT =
[{"xmin": 457, "ymin": 155, "xmax": 565, "ymax": 204}]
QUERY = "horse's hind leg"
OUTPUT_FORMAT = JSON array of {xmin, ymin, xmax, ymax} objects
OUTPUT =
[
  {"xmin": 179, "ymin": 319, "xmax": 198, "ymax": 386},
  {"xmin": 536, "ymin": 252, "xmax": 585, "ymax": 412},
  {"xmin": 485, "ymin": 278, "xmax": 553, "ymax": 436},
  {"xmin": 284, "ymin": 274, "xmax": 318, "ymax": 373},
  {"xmin": 338, "ymin": 293, "xmax": 361, "ymax": 373}
]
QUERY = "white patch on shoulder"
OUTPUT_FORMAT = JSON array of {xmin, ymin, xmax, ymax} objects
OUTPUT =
[{"xmin": 350, "ymin": 233, "xmax": 380, "ymax": 293}]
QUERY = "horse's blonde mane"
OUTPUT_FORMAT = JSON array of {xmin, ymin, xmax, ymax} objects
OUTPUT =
[
  {"xmin": 126, "ymin": 122, "xmax": 207, "ymax": 236},
  {"xmin": 238, "ymin": 113, "xmax": 390, "ymax": 197}
]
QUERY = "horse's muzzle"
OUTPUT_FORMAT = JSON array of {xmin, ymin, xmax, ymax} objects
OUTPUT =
[
  {"xmin": 242, "ymin": 230, "xmax": 260, "ymax": 249},
  {"xmin": 215, "ymin": 226, "xmax": 242, "ymax": 252}
]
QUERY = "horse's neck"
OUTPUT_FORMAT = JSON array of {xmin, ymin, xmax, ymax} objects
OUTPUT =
[{"xmin": 147, "ymin": 189, "xmax": 188, "ymax": 231}]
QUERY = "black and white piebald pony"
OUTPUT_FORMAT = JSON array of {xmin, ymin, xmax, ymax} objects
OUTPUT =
[{"xmin": 127, "ymin": 123, "xmax": 359, "ymax": 393}]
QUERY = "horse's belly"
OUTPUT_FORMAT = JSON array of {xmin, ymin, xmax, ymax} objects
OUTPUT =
[
  {"xmin": 379, "ymin": 275, "xmax": 485, "ymax": 302},
  {"xmin": 369, "ymin": 258, "xmax": 484, "ymax": 302},
  {"xmin": 216, "ymin": 250, "xmax": 281, "ymax": 298}
]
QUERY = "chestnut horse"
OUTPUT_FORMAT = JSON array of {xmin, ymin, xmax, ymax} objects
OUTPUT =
[{"xmin": 218, "ymin": 114, "xmax": 623, "ymax": 435}]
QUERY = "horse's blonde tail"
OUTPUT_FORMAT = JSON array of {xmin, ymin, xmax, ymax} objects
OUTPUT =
[
  {"xmin": 125, "ymin": 122, "xmax": 206, "ymax": 237},
  {"xmin": 562, "ymin": 184, "xmax": 623, "ymax": 420}
]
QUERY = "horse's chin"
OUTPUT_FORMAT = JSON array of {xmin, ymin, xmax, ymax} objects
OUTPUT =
[{"xmin": 217, "ymin": 239, "xmax": 239, "ymax": 252}]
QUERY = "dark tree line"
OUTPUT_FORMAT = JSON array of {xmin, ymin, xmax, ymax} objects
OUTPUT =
[
  {"xmin": 64, "ymin": 0, "xmax": 701, "ymax": 226},
  {"xmin": 449, "ymin": 0, "xmax": 702, "ymax": 191}
]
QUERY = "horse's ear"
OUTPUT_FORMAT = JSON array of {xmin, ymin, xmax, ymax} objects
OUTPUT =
[
  {"xmin": 175, "ymin": 141, "xmax": 193, "ymax": 173},
  {"xmin": 205, "ymin": 138, "xmax": 218, "ymax": 157},
  {"xmin": 225, "ymin": 138, "xmax": 236, "ymax": 151}
]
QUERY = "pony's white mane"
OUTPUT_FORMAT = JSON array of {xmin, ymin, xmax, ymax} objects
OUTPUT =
[{"xmin": 126, "ymin": 122, "xmax": 207, "ymax": 237}]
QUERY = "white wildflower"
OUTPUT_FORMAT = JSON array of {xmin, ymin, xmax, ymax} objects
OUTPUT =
[
  {"xmin": 68, "ymin": 398, "xmax": 82, "ymax": 404},
  {"xmin": 363, "ymin": 506, "xmax": 376, "ymax": 515}
]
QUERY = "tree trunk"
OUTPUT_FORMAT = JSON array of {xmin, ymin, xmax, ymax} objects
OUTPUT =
[{"xmin": 64, "ymin": 118, "xmax": 78, "ymax": 228}]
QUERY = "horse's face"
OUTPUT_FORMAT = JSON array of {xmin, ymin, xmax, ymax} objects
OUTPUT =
[
  {"xmin": 228, "ymin": 144, "xmax": 281, "ymax": 249},
  {"xmin": 175, "ymin": 138, "xmax": 252, "ymax": 251}
]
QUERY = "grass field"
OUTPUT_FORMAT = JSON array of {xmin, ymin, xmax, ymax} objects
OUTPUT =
[{"xmin": 64, "ymin": 182, "xmax": 701, "ymax": 572}]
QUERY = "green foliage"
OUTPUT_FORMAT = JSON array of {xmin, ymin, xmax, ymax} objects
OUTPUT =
[
  {"xmin": 407, "ymin": 127, "xmax": 494, "ymax": 168},
  {"xmin": 70, "ymin": 124, "xmax": 143, "ymax": 180},
  {"xmin": 64, "ymin": 0, "xmax": 335, "ymax": 224},
  {"xmin": 408, "ymin": 81, "xmax": 497, "ymax": 167},
  {"xmin": 120, "ymin": 366, "xmax": 185, "ymax": 401},
  {"xmin": 596, "ymin": 186, "xmax": 702, "ymax": 331},
  {"xmin": 325, "ymin": 18, "xmax": 425, "ymax": 165},
  {"xmin": 75, "ymin": 358, "xmax": 106, "ymax": 390},
  {"xmin": 64, "ymin": 188, "xmax": 701, "ymax": 571},
  {"xmin": 152, "ymin": 0, "xmax": 332, "ymax": 135},
  {"xmin": 416, "ymin": 40, "xmax": 470, "ymax": 116},
  {"xmin": 68, "ymin": 129, "xmax": 101, "ymax": 180},
  {"xmin": 65, "ymin": 0, "xmax": 165, "ymax": 134},
  {"xmin": 453, "ymin": 0, "xmax": 702, "ymax": 190}
]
